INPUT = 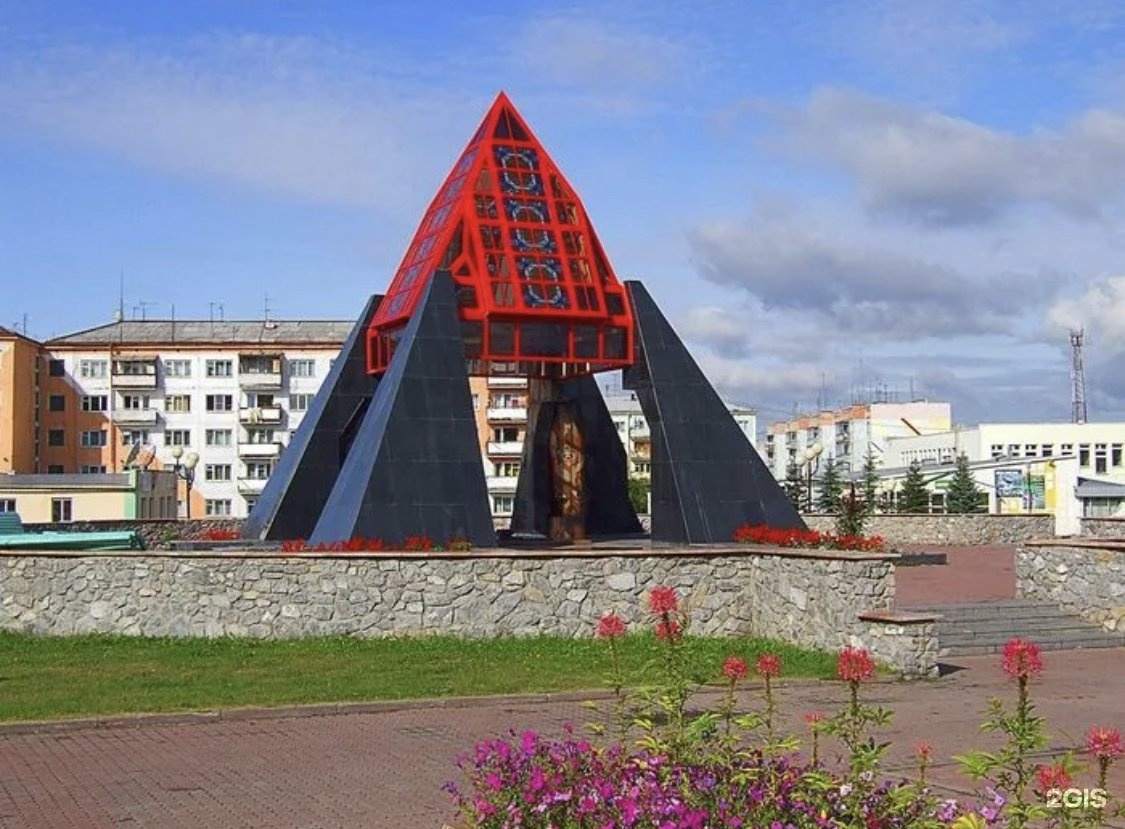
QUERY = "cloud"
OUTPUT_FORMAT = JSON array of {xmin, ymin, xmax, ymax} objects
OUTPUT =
[
  {"xmin": 763, "ymin": 87, "xmax": 1125, "ymax": 225},
  {"xmin": 0, "ymin": 35, "xmax": 476, "ymax": 209},
  {"xmin": 678, "ymin": 306, "xmax": 752, "ymax": 358},
  {"xmin": 687, "ymin": 207, "xmax": 1058, "ymax": 338},
  {"xmin": 1046, "ymin": 276, "xmax": 1125, "ymax": 406}
]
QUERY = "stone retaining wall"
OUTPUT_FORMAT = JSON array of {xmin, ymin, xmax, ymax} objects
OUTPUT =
[
  {"xmin": 24, "ymin": 520, "xmax": 245, "ymax": 550},
  {"xmin": 803, "ymin": 514, "xmax": 1055, "ymax": 545},
  {"xmin": 0, "ymin": 547, "xmax": 936, "ymax": 677},
  {"xmin": 1078, "ymin": 518, "xmax": 1125, "ymax": 540},
  {"xmin": 1016, "ymin": 541, "xmax": 1125, "ymax": 632}
]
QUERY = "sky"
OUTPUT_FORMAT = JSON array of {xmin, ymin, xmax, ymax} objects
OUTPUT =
[{"xmin": 3, "ymin": 0, "xmax": 1125, "ymax": 429}]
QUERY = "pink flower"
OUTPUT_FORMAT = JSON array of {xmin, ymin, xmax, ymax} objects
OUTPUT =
[
  {"xmin": 654, "ymin": 618, "xmax": 682, "ymax": 642},
  {"xmin": 916, "ymin": 741, "xmax": 933, "ymax": 761},
  {"xmin": 722, "ymin": 656, "xmax": 748, "ymax": 682},
  {"xmin": 1035, "ymin": 763, "xmax": 1072, "ymax": 793},
  {"xmin": 756, "ymin": 652, "xmax": 782, "ymax": 678},
  {"xmin": 596, "ymin": 612, "xmax": 627, "ymax": 639},
  {"xmin": 837, "ymin": 647, "xmax": 876, "ymax": 682},
  {"xmin": 804, "ymin": 711, "xmax": 826, "ymax": 727},
  {"xmin": 1087, "ymin": 727, "xmax": 1123, "ymax": 761},
  {"xmin": 1001, "ymin": 638, "xmax": 1043, "ymax": 680},
  {"xmin": 647, "ymin": 585, "xmax": 679, "ymax": 615}
]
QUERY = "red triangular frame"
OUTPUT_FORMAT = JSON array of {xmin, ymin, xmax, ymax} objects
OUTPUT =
[{"xmin": 366, "ymin": 92, "xmax": 635, "ymax": 378}]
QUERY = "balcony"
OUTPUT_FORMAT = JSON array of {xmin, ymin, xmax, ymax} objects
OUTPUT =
[
  {"xmin": 238, "ymin": 478, "xmax": 268, "ymax": 494},
  {"xmin": 487, "ymin": 376, "xmax": 528, "ymax": 388},
  {"xmin": 487, "ymin": 440, "xmax": 524, "ymax": 456},
  {"xmin": 112, "ymin": 408, "xmax": 159, "ymax": 426},
  {"xmin": 239, "ymin": 371, "xmax": 283, "ymax": 389},
  {"xmin": 237, "ymin": 442, "xmax": 282, "ymax": 459},
  {"xmin": 239, "ymin": 406, "xmax": 283, "ymax": 425},
  {"xmin": 486, "ymin": 406, "xmax": 527, "ymax": 423},
  {"xmin": 629, "ymin": 422, "xmax": 650, "ymax": 438},
  {"xmin": 112, "ymin": 359, "xmax": 158, "ymax": 389},
  {"xmin": 486, "ymin": 475, "xmax": 519, "ymax": 493}
]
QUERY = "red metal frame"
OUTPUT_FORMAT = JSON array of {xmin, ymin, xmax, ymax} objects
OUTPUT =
[{"xmin": 366, "ymin": 92, "xmax": 635, "ymax": 378}]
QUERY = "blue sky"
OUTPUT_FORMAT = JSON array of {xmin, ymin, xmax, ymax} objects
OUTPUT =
[{"xmin": 3, "ymin": 0, "xmax": 1125, "ymax": 427}]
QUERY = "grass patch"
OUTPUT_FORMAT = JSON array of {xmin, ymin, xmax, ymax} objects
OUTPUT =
[{"xmin": 0, "ymin": 632, "xmax": 837, "ymax": 723}]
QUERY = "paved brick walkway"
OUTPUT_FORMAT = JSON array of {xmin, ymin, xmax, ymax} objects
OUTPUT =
[
  {"xmin": 0, "ymin": 647, "xmax": 1121, "ymax": 828},
  {"xmin": 896, "ymin": 544, "xmax": 1017, "ymax": 606}
]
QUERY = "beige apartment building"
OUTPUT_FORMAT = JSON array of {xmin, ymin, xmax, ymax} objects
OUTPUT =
[{"xmin": 0, "ymin": 326, "xmax": 41, "ymax": 475}]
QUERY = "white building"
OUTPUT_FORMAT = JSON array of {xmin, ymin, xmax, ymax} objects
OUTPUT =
[
  {"xmin": 764, "ymin": 401, "xmax": 953, "ymax": 479},
  {"xmin": 41, "ymin": 319, "xmax": 353, "ymax": 519}
]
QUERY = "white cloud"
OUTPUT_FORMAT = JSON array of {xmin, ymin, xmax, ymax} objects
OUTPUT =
[{"xmin": 764, "ymin": 87, "xmax": 1125, "ymax": 225}]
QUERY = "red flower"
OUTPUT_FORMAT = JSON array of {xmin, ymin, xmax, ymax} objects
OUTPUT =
[
  {"xmin": 837, "ymin": 646, "xmax": 876, "ymax": 682},
  {"xmin": 804, "ymin": 711, "xmax": 826, "ymax": 726},
  {"xmin": 654, "ymin": 619, "xmax": 682, "ymax": 642},
  {"xmin": 647, "ymin": 585, "xmax": 679, "ymax": 615},
  {"xmin": 1001, "ymin": 638, "xmax": 1044, "ymax": 680},
  {"xmin": 756, "ymin": 652, "xmax": 782, "ymax": 678},
  {"xmin": 722, "ymin": 656, "xmax": 748, "ymax": 682},
  {"xmin": 1035, "ymin": 763, "xmax": 1072, "ymax": 793},
  {"xmin": 1087, "ymin": 727, "xmax": 1123, "ymax": 761},
  {"xmin": 915, "ymin": 741, "xmax": 933, "ymax": 761},
  {"xmin": 595, "ymin": 613, "xmax": 627, "ymax": 640}
]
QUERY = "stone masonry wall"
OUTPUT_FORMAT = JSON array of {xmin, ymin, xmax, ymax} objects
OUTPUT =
[
  {"xmin": 1016, "ymin": 542, "xmax": 1125, "ymax": 633},
  {"xmin": 803, "ymin": 514, "xmax": 1055, "ymax": 545},
  {"xmin": 0, "ymin": 548, "xmax": 936, "ymax": 677},
  {"xmin": 1078, "ymin": 518, "xmax": 1125, "ymax": 540}
]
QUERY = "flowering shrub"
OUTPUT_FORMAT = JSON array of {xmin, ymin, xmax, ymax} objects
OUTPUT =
[
  {"xmin": 277, "ymin": 534, "xmax": 471, "ymax": 553},
  {"xmin": 201, "ymin": 529, "xmax": 240, "ymax": 541},
  {"xmin": 733, "ymin": 522, "xmax": 887, "ymax": 552},
  {"xmin": 449, "ymin": 590, "xmax": 1122, "ymax": 828}
]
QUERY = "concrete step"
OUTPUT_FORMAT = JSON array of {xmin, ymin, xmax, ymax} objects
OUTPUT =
[{"xmin": 943, "ymin": 638, "xmax": 1124, "ymax": 656}]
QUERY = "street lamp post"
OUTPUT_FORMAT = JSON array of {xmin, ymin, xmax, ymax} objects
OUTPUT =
[
  {"xmin": 803, "ymin": 442, "xmax": 824, "ymax": 512},
  {"xmin": 170, "ymin": 445, "xmax": 200, "ymax": 519}
]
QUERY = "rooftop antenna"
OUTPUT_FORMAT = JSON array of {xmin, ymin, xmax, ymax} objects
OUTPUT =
[
  {"xmin": 132, "ymin": 301, "xmax": 153, "ymax": 321},
  {"xmin": 171, "ymin": 303, "xmax": 176, "ymax": 342},
  {"xmin": 118, "ymin": 270, "xmax": 125, "ymax": 322},
  {"xmin": 209, "ymin": 302, "xmax": 224, "ymax": 323},
  {"xmin": 1070, "ymin": 328, "xmax": 1088, "ymax": 424},
  {"xmin": 263, "ymin": 293, "xmax": 278, "ymax": 329}
]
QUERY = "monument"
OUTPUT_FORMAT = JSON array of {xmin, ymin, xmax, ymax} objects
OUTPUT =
[{"xmin": 246, "ymin": 92, "xmax": 804, "ymax": 546}]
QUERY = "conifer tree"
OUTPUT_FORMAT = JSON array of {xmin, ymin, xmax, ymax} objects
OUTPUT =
[
  {"xmin": 816, "ymin": 457, "xmax": 845, "ymax": 514},
  {"xmin": 783, "ymin": 460, "xmax": 806, "ymax": 511},
  {"xmin": 945, "ymin": 453, "xmax": 984, "ymax": 514},
  {"xmin": 860, "ymin": 450, "xmax": 880, "ymax": 514},
  {"xmin": 898, "ymin": 460, "xmax": 931, "ymax": 513}
]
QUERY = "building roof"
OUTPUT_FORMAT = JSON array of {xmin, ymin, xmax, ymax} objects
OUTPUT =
[
  {"xmin": 0, "ymin": 325, "xmax": 41, "ymax": 345},
  {"xmin": 46, "ymin": 319, "xmax": 354, "ymax": 347},
  {"xmin": 0, "ymin": 473, "xmax": 133, "ymax": 489},
  {"xmin": 1075, "ymin": 477, "xmax": 1125, "ymax": 499}
]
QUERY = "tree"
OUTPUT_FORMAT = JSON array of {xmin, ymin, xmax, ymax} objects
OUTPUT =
[
  {"xmin": 627, "ymin": 477, "xmax": 650, "ymax": 514},
  {"xmin": 835, "ymin": 483, "xmax": 868, "ymax": 537},
  {"xmin": 816, "ymin": 457, "xmax": 844, "ymax": 514},
  {"xmin": 945, "ymin": 453, "xmax": 984, "ymax": 514},
  {"xmin": 783, "ymin": 460, "xmax": 806, "ymax": 511},
  {"xmin": 898, "ymin": 460, "xmax": 931, "ymax": 513},
  {"xmin": 860, "ymin": 450, "xmax": 880, "ymax": 515}
]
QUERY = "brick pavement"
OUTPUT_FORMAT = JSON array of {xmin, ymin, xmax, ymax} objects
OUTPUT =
[
  {"xmin": 0, "ymin": 647, "xmax": 1122, "ymax": 829},
  {"xmin": 895, "ymin": 544, "xmax": 1017, "ymax": 606}
]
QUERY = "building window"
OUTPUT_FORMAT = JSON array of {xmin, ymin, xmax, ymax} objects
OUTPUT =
[
  {"xmin": 245, "ymin": 461, "xmax": 273, "ymax": 480},
  {"xmin": 48, "ymin": 394, "xmax": 65, "ymax": 412},
  {"xmin": 120, "ymin": 393, "xmax": 150, "ymax": 410},
  {"xmin": 47, "ymin": 464, "xmax": 64, "ymax": 474},
  {"xmin": 206, "ymin": 360, "xmax": 233, "ymax": 378},
  {"xmin": 206, "ymin": 394, "xmax": 233, "ymax": 412},
  {"xmin": 80, "ymin": 464, "xmax": 107, "ymax": 474},
  {"xmin": 289, "ymin": 393, "xmax": 313, "ymax": 412},
  {"xmin": 1113, "ymin": 444, "xmax": 1123, "ymax": 467},
  {"xmin": 491, "ymin": 426, "xmax": 519, "ymax": 443},
  {"xmin": 494, "ymin": 461, "xmax": 520, "ymax": 477},
  {"xmin": 165, "ymin": 429, "xmax": 191, "ymax": 446},
  {"xmin": 1079, "ymin": 445, "xmax": 1091, "ymax": 467},
  {"xmin": 80, "ymin": 429, "xmax": 108, "ymax": 448},
  {"xmin": 0, "ymin": 499, "xmax": 16, "ymax": 513},
  {"xmin": 78, "ymin": 359, "xmax": 107, "ymax": 379},
  {"xmin": 164, "ymin": 359, "xmax": 192, "ymax": 377},
  {"xmin": 121, "ymin": 430, "xmax": 150, "ymax": 446},
  {"xmin": 1024, "ymin": 444, "xmax": 1038, "ymax": 457},
  {"xmin": 205, "ymin": 499, "xmax": 232, "ymax": 516},
  {"xmin": 1042, "ymin": 444, "xmax": 1054, "ymax": 457},
  {"xmin": 471, "ymin": 394, "xmax": 479, "ymax": 410},
  {"xmin": 289, "ymin": 359, "xmax": 316, "ymax": 377},
  {"xmin": 205, "ymin": 429, "xmax": 233, "ymax": 447},
  {"xmin": 51, "ymin": 498, "xmax": 72, "ymax": 522},
  {"xmin": 493, "ymin": 495, "xmax": 514, "ymax": 515},
  {"xmin": 205, "ymin": 464, "xmax": 232, "ymax": 482},
  {"xmin": 245, "ymin": 428, "xmax": 275, "ymax": 444},
  {"xmin": 1061, "ymin": 443, "xmax": 1074, "ymax": 455},
  {"xmin": 48, "ymin": 359, "xmax": 65, "ymax": 377},
  {"xmin": 634, "ymin": 461, "xmax": 652, "ymax": 476},
  {"xmin": 82, "ymin": 395, "xmax": 108, "ymax": 412},
  {"xmin": 166, "ymin": 394, "xmax": 192, "ymax": 413},
  {"xmin": 47, "ymin": 429, "xmax": 65, "ymax": 447},
  {"xmin": 244, "ymin": 496, "xmax": 258, "ymax": 512}
]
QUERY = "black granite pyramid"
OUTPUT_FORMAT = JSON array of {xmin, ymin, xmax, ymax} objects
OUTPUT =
[
  {"xmin": 623, "ymin": 281, "xmax": 806, "ymax": 543},
  {"xmin": 510, "ymin": 376, "xmax": 642, "ymax": 538},
  {"xmin": 309, "ymin": 273, "xmax": 496, "ymax": 547},
  {"xmin": 243, "ymin": 294, "xmax": 382, "ymax": 541}
]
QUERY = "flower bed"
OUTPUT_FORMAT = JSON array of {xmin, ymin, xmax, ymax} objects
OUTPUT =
[
  {"xmin": 447, "ymin": 587, "xmax": 1122, "ymax": 828},
  {"xmin": 734, "ymin": 523, "xmax": 887, "ymax": 552},
  {"xmin": 278, "ymin": 535, "xmax": 473, "ymax": 553}
]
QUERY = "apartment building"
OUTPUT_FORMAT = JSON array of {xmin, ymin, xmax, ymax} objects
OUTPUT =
[
  {"xmin": 0, "ymin": 326, "xmax": 41, "ymax": 474},
  {"xmin": 30, "ymin": 318, "xmax": 352, "ymax": 518},
  {"xmin": 764, "ymin": 401, "xmax": 953, "ymax": 479}
]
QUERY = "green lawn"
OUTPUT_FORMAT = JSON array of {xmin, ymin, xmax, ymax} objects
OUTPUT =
[{"xmin": 0, "ymin": 633, "xmax": 837, "ymax": 723}]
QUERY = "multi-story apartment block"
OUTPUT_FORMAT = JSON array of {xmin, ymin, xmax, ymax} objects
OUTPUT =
[
  {"xmin": 23, "ymin": 318, "xmax": 352, "ymax": 518},
  {"xmin": 764, "ymin": 401, "xmax": 953, "ymax": 479},
  {"xmin": 0, "ymin": 326, "xmax": 41, "ymax": 474}
]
